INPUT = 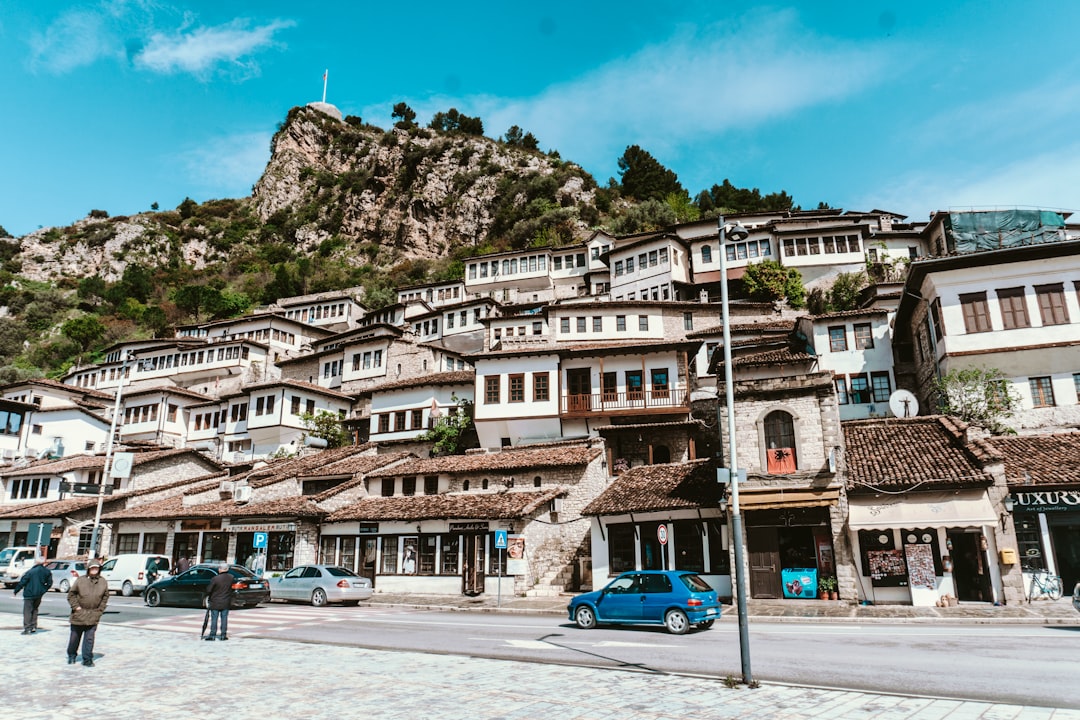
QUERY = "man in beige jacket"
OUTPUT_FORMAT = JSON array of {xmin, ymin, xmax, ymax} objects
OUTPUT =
[{"xmin": 67, "ymin": 559, "xmax": 109, "ymax": 666}]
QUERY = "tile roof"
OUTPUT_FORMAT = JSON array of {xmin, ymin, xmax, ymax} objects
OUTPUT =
[
  {"xmin": 474, "ymin": 339, "xmax": 698, "ymax": 359},
  {"xmin": 843, "ymin": 416, "xmax": 999, "ymax": 493},
  {"xmin": 2, "ymin": 377, "xmax": 113, "ymax": 401},
  {"xmin": 231, "ymin": 445, "xmax": 379, "ymax": 489},
  {"xmin": 357, "ymin": 371, "xmax": 475, "ymax": 396},
  {"xmin": 802, "ymin": 308, "xmax": 889, "ymax": 321},
  {"xmin": 716, "ymin": 347, "xmax": 817, "ymax": 369},
  {"xmin": 1, "ymin": 448, "xmax": 219, "ymax": 478},
  {"xmin": 364, "ymin": 445, "xmax": 602, "ymax": 478},
  {"xmin": 299, "ymin": 451, "xmax": 411, "ymax": 479},
  {"xmin": 326, "ymin": 488, "xmax": 564, "ymax": 522},
  {"xmin": 986, "ymin": 433, "xmax": 1080, "ymax": 487},
  {"xmin": 686, "ymin": 320, "xmax": 794, "ymax": 338},
  {"xmin": 581, "ymin": 460, "xmax": 718, "ymax": 515},
  {"xmin": 104, "ymin": 493, "xmax": 325, "ymax": 520}
]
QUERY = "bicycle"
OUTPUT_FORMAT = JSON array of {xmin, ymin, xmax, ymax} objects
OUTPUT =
[{"xmin": 1025, "ymin": 567, "xmax": 1063, "ymax": 601}]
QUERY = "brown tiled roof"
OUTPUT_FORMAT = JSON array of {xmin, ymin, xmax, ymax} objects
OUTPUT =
[
  {"xmin": 364, "ymin": 445, "xmax": 601, "ymax": 478},
  {"xmin": 299, "ymin": 452, "xmax": 411, "ymax": 479},
  {"xmin": 687, "ymin": 320, "xmax": 794, "ymax": 338},
  {"xmin": 326, "ymin": 488, "xmax": 564, "ymax": 522},
  {"xmin": 803, "ymin": 308, "xmax": 889, "ymax": 320},
  {"xmin": 719, "ymin": 348, "xmax": 816, "ymax": 368},
  {"xmin": 232, "ymin": 445, "xmax": 378, "ymax": 489},
  {"xmin": 104, "ymin": 493, "xmax": 325, "ymax": 520},
  {"xmin": 987, "ymin": 434, "xmax": 1080, "ymax": 487},
  {"xmin": 843, "ymin": 416, "xmax": 999, "ymax": 493},
  {"xmin": 241, "ymin": 378, "xmax": 353, "ymax": 400},
  {"xmin": 357, "ymin": 371, "xmax": 475, "ymax": 396},
  {"xmin": 125, "ymin": 385, "xmax": 214, "ymax": 401},
  {"xmin": 3, "ymin": 377, "xmax": 113, "ymax": 401},
  {"xmin": 581, "ymin": 460, "xmax": 717, "ymax": 515},
  {"xmin": 475, "ymin": 339, "xmax": 698, "ymax": 359},
  {"xmin": 2, "ymin": 448, "xmax": 219, "ymax": 478}
]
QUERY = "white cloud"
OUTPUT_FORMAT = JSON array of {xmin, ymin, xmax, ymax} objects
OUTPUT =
[
  {"xmin": 177, "ymin": 131, "xmax": 271, "ymax": 196},
  {"xmin": 29, "ymin": 9, "xmax": 125, "ymax": 72},
  {"xmin": 134, "ymin": 18, "xmax": 294, "ymax": 78}
]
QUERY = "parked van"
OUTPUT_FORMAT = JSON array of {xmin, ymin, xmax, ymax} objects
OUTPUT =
[
  {"xmin": 99, "ymin": 554, "xmax": 171, "ymax": 596},
  {"xmin": 0, "ymin": 546, "xmax": 45, "ymax": 588}
]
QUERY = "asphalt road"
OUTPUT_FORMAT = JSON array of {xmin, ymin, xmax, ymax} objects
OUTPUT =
[{"xmin": 5, "ymin": 592, "xmax": 1078, "ymax": 709}]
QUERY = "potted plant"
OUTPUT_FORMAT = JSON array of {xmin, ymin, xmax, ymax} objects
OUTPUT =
[{"xmin": 819, "ymin": 576, "xmax": 838, "ymax": 600}]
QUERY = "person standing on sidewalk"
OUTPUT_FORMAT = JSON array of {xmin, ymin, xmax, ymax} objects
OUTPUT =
[
  {"xmin": 204, "ymin": 562, "xmax": 234, "ymax": 641},
  {"xmin": 13, "ymin": 556, "xmax": 52, "ymax": 634},
  {"xmin": 67, "ymin": 559, "xmax": 109, "ymax": 666}
]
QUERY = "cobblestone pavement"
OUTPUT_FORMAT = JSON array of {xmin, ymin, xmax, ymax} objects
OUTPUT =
[
  {"xmin": 3, "ymin": 601, "xmax": 1078, "ymax": 720},
  {"xmin": 362, "ymin": 591, "xmax": 1080, "ymax": 624}
]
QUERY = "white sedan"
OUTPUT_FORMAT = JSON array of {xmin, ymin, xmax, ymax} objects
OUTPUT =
[{"xmin": 271, "ymin": 565, "xmax": 373, "ymax": 606}]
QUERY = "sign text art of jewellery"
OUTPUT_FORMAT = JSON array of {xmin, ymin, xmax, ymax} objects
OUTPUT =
[{"xmin": 1012, "ymin": 491, "xmax": 1080, "ymax": 513}]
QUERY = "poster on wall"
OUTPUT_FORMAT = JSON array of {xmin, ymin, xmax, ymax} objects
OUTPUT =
[
  {"xmin": 868, "ymin": 549, "xmax": 907, "ymax": 584},
  {"xmin": 506, "ymin": 535, "xmax": 527, "ymax": 576},
  {"xmin": 402, "ymin": 537, "xmax": 418, "ymax": 574},
  {"xmin": 904, "ymin": 543, "xmax": 937, "ymax": 589}
]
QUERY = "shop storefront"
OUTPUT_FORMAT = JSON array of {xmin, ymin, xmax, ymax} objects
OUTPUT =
[
  {"xmin": 1011, "ymin": 488, "xmax": 1080, "ymax": 594},
  {"xmin": 847, "ymin": 491, "xmax": 1003, "ymax": 606}
]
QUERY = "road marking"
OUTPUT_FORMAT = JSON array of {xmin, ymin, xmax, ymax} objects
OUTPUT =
[
  {"xmin": 595, "ymin": 641, "xmax": 680, "ymax": 648},
  {"xmin": 502, "ymin": 639, "xmax": 562, "ymax": 649}
]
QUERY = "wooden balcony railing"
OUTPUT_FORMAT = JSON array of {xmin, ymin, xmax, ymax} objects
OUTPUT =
[{"xmin": 560, "ymin": 388, "xmax": 688, "ymax": 416}]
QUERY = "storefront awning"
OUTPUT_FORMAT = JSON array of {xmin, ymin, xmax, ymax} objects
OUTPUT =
[
  {"xmin": 848, "ymin": 491, "xmax": 996, "ymax": 530},
  {"xmin": 737, "ymin": 487, "xmax": 840, "ymax": 510}
]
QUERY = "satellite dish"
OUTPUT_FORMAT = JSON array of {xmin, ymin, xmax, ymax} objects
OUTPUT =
[{"xmin": 889, "ymin": 389, "xmax": 919, "ymax": 418}]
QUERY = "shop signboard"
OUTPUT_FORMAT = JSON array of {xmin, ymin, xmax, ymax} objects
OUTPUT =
[
  {"xmin": 1011, "ymin": 491, "xmax": 1080, "ymax": 513},
  {"xmin": 781, "ymin": 568, "xmax": 818, "ymax": 598}
]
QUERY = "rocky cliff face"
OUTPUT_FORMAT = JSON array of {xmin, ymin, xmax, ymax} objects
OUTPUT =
[{"xmin": 15, "ymin": 104, "xmax": 601, "ymax": 282}]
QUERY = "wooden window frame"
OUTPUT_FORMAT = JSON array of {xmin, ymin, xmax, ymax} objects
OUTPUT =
[{"xmin": 959, "ymin": 292, "xmax": 992, "ymax": 333}]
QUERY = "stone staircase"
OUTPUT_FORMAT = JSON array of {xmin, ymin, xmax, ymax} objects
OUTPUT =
[{"xmin": 524, "ymin": 560, "xmax": 577, "ymax": 597}]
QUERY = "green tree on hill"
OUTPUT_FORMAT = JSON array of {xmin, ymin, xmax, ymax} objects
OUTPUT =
[{"xmin": 617, "ymin": 145, "xmax": 684, "ymax": 202}]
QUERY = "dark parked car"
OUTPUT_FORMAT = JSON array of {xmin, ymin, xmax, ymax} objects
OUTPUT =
[
  {"xmin": 143, "ymin": 564, "xmax": 269, "ymax": 609},
  {"xmin": 567, "ymin": 570, "xmax": 721, "ymax": 635}
]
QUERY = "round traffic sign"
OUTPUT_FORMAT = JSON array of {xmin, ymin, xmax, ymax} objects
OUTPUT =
[{"xmin": 657, "ymin": 525, "xmax": 668, "ymax": 545}]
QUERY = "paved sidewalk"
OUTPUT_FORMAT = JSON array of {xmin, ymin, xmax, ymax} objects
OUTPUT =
[
  {"xmin": 363, "ymin": 591, "xmax": 1080, "ymax": 624},
  {"xmin": 4, "ymin": 615, "xmax": 1079, "ymax": 720}
]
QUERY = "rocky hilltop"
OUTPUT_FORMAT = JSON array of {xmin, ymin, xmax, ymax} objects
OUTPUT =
[{"xmin": 15, "ymin": 104, "xmax": 603, "ymax": 284}]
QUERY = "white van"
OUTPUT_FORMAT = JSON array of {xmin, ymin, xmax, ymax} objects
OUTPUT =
[
  {"xmin": 0, "ymin": 546, "xmax": 45, "ymax": 588},
  {"xmin": 99, "ymin": 554, "xmax": 171, "ymax": 596}
]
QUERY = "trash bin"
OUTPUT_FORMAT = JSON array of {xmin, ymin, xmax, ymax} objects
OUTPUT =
[{"xmin": 781, "ymin": 568, "xmax": 818, "ymax": 599}]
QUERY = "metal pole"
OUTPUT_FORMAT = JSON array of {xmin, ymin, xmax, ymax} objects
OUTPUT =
[
  {"xmin": 88, "ymin": 353, "xmax": 131, "ymax": 559},
  {"xmin": 718, "ymin": 215, "xmax": 753, "ymax": 684}
]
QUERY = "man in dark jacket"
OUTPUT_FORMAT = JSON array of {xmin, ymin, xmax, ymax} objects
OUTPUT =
[
  {"xmin": 205, "ymin": 562, "xmax": 234, "ymax": 641},
  {"xmin": 67, "ymin": 559, "xmax": 109, "ymax": 666},
  {"xmin": 13, "ymin": 557, "xmax": 52, "ymax": 634}
]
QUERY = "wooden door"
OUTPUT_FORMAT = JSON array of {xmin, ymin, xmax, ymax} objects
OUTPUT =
[
  {"xmin": 748, "ymin": 527, "xmax": 781, "ymax": 598},
  {"xmin": 359, "ymin": 538, "xmax": 377, "ymax": 587},
  {"xmin": 461, "ymin": 533, "xmax": 486, "ymax": 596},
  {"xmin": 566, "ymin": 368, "xmax": 592, "ymax": 411}
]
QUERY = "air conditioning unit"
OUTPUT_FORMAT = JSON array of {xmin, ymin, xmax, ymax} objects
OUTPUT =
[
  {"xmin": 1, "ymin": 448, "xmax": 15, "ymax": 460},
  {"xmin": 234, "ymin": 486, "xmax": 252, "ymax": 503},
  {"xmin": 219, "ymin": 481, "xmax": 235, "ymax": 496}
]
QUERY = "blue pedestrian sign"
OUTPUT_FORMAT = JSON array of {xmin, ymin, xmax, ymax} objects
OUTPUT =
[
  {"xmin": 494, "ymin": 530, "xmax": 508, "ymax": 550},
  {"xmin": 253, "ymin": 532, "xmax": 268, "ymax": 549}
]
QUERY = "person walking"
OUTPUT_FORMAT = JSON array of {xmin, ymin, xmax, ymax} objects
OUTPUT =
[
  {"xmin": 67, "ymin": 559, "xmax": 109, "ymax": 666},
  {"xmin": 204, "ymin": 562, "xmax": 234, "ymax": 641},
  {"xmin": 13, "ymin": 556, "xmax": 52, "ymax": 634},
  {"xmin": 175, "ymin": 555, "xmax": 190, "ymax": 574}
]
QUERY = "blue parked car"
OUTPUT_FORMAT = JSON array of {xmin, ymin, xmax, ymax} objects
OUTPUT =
[{"xmin": 567, "ymin": 570, "xmax": 720, "ymax": 635}]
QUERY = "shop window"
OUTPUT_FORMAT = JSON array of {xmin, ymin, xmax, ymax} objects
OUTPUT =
[
  {"xmin": 319, "ymin": 536, "xmax": 338, "ymax": 566},
  {"xmin": 267, "ymin": 532, "xmax": 294, "ymax": 571},
  {"xmin": 673, "ymin": 520, "xmax": 705, "ymax": 572},
  {"xmin": 1014, "ymin": 515, "xmax": 1046, "ymax": 570},
  {"xmin": 858, "ymin": 529, "xmax": 906, "ymax": 587},
  {"xmin": 707, "ymin": 520, "xmax": 729, "ymax": 574},
  {"xmin": 143, "ymin": 533, "xmax": 166, "ymax": 555},
  {"xmin": 764, "ymin": 410, "xmax": 797, "ymax": 474},
  {"xmin": 608, "ymin": 524, "xmax": 636, "ymax": 574},
  {"xmin": 440, "ymin": 534, "xmax": 459, "ymax": 574},
  {"xmin": 380, "ymin": 537, "xmax": 399, "ymax": 574},
  {"xmin": 116, "ymin": 534, "xmax": 139, "ymax": 554},
  {"xmin": 489, "ymin": 535, "xmax": 506, "ymax": 575},
  {"xmin": 419, "ymin": 535, "xmax": 437, "ymax": 574},
  {"xmin": 901, "ymin": 528, "xmax": 943, "ymax": 576}
]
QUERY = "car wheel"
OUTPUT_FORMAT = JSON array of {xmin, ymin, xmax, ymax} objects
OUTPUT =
[
  {"xmin": 145, "ymin": 589, "xmax": 161, "ymax": 607},
  {"xmin": 665, "ymin": 609, "xmax": 690, "ymax": 635},
  {"xmin": 697, "ymin": 619, "xmax": 715, "ymax": 630},
  {"xmin": 311, "ymin": 588, "xmax": 328, "ymax": 607},
  {"xmin": 201, "ymin": 594, "xmax": 209, "ymax": 609},
  {"xmin": 121, "ymin": 580, "xmax": 134, "ymax": 597},
  {"xmin": 59, "ymin": 579, "xmax": 70, "ymax": 593},
  {"xmin": 574, "ymin": 605, "xmax": 597, "ymax": 630}
]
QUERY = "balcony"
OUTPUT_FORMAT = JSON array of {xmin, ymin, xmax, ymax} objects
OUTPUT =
[{"xmin": 560, "ymin": 388, "xmax": 688, "ymax": 417}]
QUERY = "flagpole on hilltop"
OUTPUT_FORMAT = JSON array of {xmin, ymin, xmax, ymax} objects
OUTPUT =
[{"xmin": 322, "ymin": 69, "xmax": 328, "ymax": 104}]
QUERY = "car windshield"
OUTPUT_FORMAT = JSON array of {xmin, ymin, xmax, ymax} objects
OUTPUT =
[
  {"xmin": 679, "ymin": 574, "xmax": 714, "ymax": 592},
  {"xmin": 326, "ymin": 567, "xmax": 359, "ymax": 577},
  {"xmin": 0, "ymin": 549, "xmax": 16, "ymax": 564}
]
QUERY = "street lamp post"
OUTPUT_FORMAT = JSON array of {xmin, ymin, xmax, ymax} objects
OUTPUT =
[
  {"xmin": 718, "ymin": 215, "xmax": 753, "ymax": 684},
  {"xmin": 88, "ymin": 352, "xmax": 133, "ymax": 560}
]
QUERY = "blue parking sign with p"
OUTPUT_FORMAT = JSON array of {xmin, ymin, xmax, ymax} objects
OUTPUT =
[
  {"xmin": 494, "ymin": 530, "xmax": 508, "ymax": 550},
  {"xmin": 253, "ymin": 532, "xmax": 268, "ymax": 549}
]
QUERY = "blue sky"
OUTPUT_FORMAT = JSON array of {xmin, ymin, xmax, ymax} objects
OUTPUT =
[{"xmin": 2, "ymin": 1, "xmax": 1079, "ymax": 237}]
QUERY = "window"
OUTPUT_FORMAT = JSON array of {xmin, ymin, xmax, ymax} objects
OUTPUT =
[
  {"xmin": 626, "ymin": 257, "xmax": 635, "ymax": 273},
  {"xmin": 834, "ymin": 377, "xmax": 849, "ymax": 404},
  {"xmin": 306, "ymin": 399, "xmax": 316, "ymax": 415},
  {"xmin": 378, "ymin": 414, "xmax": 390, "ymax": 433},
  {"xmin": 683, "ymin": 312, "xmax": 693, "ymax": 331},
  {"xmin": 410, "ymin": 410, "xmax": 423, "ymax": 430},
  {"xmin": 440, "ymin": 534, "xmax": 459, "ymax": 574},
  {"xmin": 649, "ymin": 250, "xmax": 658, "ymax": 266},
  {"xmin": 701, "ymin": 246, "xmax": 713, "ymax": 263},
  {"xmin": 1074, "ymin": 373, "xmax": 1080, "ymax": 401},
  {"xmin": 533, "ymin": 372, "xmax": 549, "ymax": 402},
  {"xmin": 959, "ymin": 292, "xmax": 992, "ymax": 333},
  {"xmin": 394, "ymin": 412, "xmax": 406, "ymax": 432},
  {"xmin": 560, "ymin": 318, "xmax": 570, "ymax": 334},
  {"xmin": 639, "ymin": 253, "xmax": 647, "ymax": 270},
  {"xmin": 424, "ymin": 476, "xmax": 438, "ymax": 495},
  {"xmin": 485, "ymin": 376, "xmax": 500, "ymax": 404},
  {"xmin": 764, "ymin": 410, "xmax": 797, "ymax": 474},
  {"xmin": 532, "ymin": 321, "xmax": 542, "ymax": 335},
  {"xmin": 608, "ymin": 524, "xmax": 636, "ymax": 574},
  {"xmin": 402, "ymin": 477, "xmax": 416, "ymax": 496},
  {"xmin": 616, "ymin": 315, "xmax": 626, "ymax": 331},
  {"xmin": 659, "ymin": 248, "xmax": 668, "ymax": 264},
  {"xmin": 1035, "ymin": 283, "xmax": 1070, "ymax": 326},
  {"xmin": 638, "ymin": 315, "xmax": 648, "ymax": 331},
  {"xmin": 509, "ymin": 374, "xmax": 525, "ymax": 403},
  {"xmin": 828, "ymin": 326, "xmax": 848, "ymax": 352},
  {"xmin": 380, "ymin": 537, "xmax": 399, "ymax": 573},
  {"xmin": 381, "ymin": 479, "xmax": 395, "ymax": 497},
  {"xmin": 446, "ymin": 313, "xmax": 454, "ymax": 329},
  {"xmin": 592, "ymin": 317, "xmax": 602, "ymax": 332},
  {"xmin": 614, "ymin": 261, "xmax": 624, "ymax": 276},
  {"xmin": 1029, "ymin": 377, "xmax": 1055, "ymax": 407},
  {"xmin": 853, "ymin": 323, "xmax": 874, "ymax": 349},
  {"xmin": 576, "ymin": 317, "xmax": 586, "ymax": 333},
  {"xmin": 850, "ymin": 374, "xmax": 871, "ymax": 403},
  {"xmin": 930, "ymin": 298, "xmax": 945, "ymax": 341},
  {"xmin": 871, "ymin": 372, "xmax": 892, "ymax": 403},
  {"xmin": 626, "ymin": 371, "xmax": 643, "ymax": 400},
  {"xmin": 997, "ymin": 287, "xmax": 1030, "ymax": 329},
  {"xmin": 373, "ymin": 349, "xmax": 382, "ymax": 367},
  {"xmin": 650, "ymin": 368, "xmax": 669, "ymax": 399}
]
